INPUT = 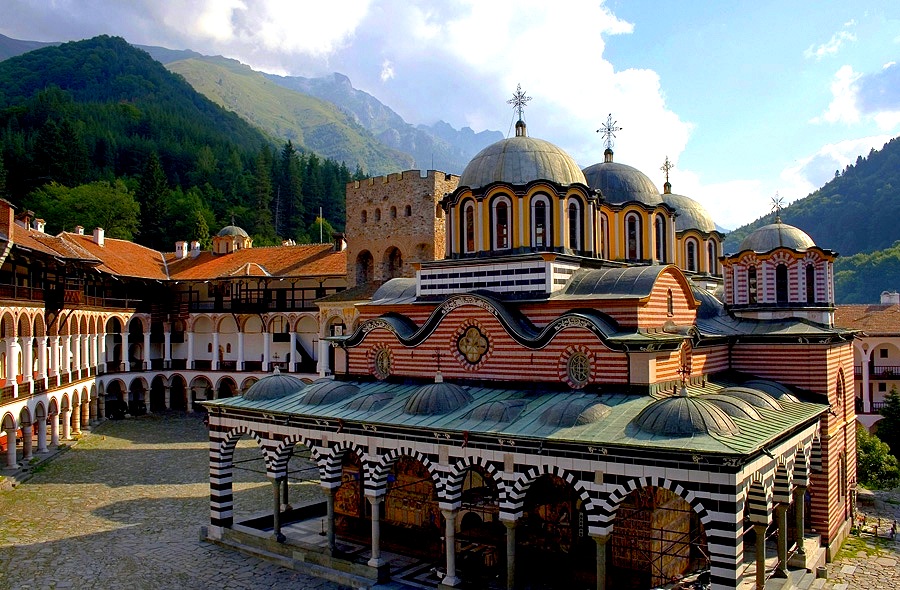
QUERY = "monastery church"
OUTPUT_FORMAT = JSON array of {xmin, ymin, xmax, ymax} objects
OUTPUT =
[{"xmin": 0, "ymin": 96, "xmax": 855, "ymax": 590}]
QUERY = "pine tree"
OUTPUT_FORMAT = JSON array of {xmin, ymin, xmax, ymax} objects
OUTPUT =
[
  {"xmin": 277, "ymin": 141, "xmax": 303, "ymax": 239},
  {"xmin": 0, "ymin": 152, "xmax": 7, "ymax": 198},
  {"xmin": 136, "ymin": 152, "xmax": 170, "ymax": 250},
  {"xmin": 251, "ymin": 147, "xmax": 276, "ymax": 242}
]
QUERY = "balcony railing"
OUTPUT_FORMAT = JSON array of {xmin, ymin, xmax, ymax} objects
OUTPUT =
[
  {"xmin": 853, "ymin": 365, "xmax": 900, "ymax": 379},
  {"xmin": 874, "ymin": 401, "xmax": 888, "ymax": 411}
]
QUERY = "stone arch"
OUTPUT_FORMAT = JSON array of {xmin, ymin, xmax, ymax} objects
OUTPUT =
[
  {"xmin": 18, "ymin": 405, "xmax": 32, "ymax": 426},
  {"xmin": 792, "ymin": 446, "xmax": 811, "ymax": 488},
  {"xmin": 240, "ymin": 376, "xmax": 258, "ymax": 393},
  {"xmin": 1, "ymin": 411, "xmax": 16, "ymax": 430},
  {"xmin": 149, "ymin": 374, "xmax": 168, "ymax": 412},
  {"xmin": 216, "ymin": 314, "xmax": 239, "ymax": 334},
  {"xmin": 33, "ymin": 312, "xmax": 46, "ymax": 338},
  {"xmin": 382, "ymin": 246, "xmax": 403, "ymax": 280},
  {"xmin": 510, "ymin": 464, "xmax": 595, "ymax": 519},
  {"xmin": 79, "ymin": 315, "xmax": 88, "ymax": 336},
  {"xmin": 446, "ymin": 456, "xmax": 507, "ymax": 506},
  {"xmin": 17, "ymin": 313, "xmax": 32, "ymax": 337},
  {"xmin": 745, "ymin": 476, "xmax": 772, "ymax": 526},
  {"xmin": 602, "ymin": 476, "xmax": 712, "ymax": 532},
  {"xmin": 271, "ymin": 434, "xmax": 323, "ymax": 480},
  {"xmin": 215, "ymin": 375, "xmax": 238, "ymax": 399},
  {"xmin": 0, "ymin": 311, "xmax": 15, "ymax": 339},
  {"xmin": 356, "ymin": 250, "xmax": 374, "ymax": 285},
  {"xmin": 772, "ymin": 460, "xmax": 793, "ymax": 504},
  {"xmin": 60, "ymin": 392, "xmax": 71, "ymax": 413},
  {"xmin": 371, "ymin": 447, "xmax": 443, "ymax": 497},
  {"xmin": 218, "ymin": 426, "xmax": 273, "ymax": 474},
  {"xmin": 322, "ymin": 440, "xmax": 369, "ymax": 487},
  {"xmin": 33, "ymin": 401, "xmax": 47, "ymax": 421},
  {"xmin": 48, "ymin": 397, "xmax": 59, "ymax": 416}
]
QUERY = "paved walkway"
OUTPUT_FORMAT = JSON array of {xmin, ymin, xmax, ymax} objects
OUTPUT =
[{"xmin": 0, "ymin": 415, "xmax": 347, "ymax": 590}]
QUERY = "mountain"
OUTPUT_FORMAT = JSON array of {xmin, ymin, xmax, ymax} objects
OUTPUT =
[
  {"xmin": 0, "ymin": 33, "xmax": 58, "ymax": 61},
  {"xmin": 164, "ymin": 55, "xmax": 414, "ymax": 175},
  {"xmin": 264, "ymin": 72, "xmax": 502, "ymax": 174},
  {"xmin": 724, "ymin": 137, "xmax": 900, "ymax": 255}
]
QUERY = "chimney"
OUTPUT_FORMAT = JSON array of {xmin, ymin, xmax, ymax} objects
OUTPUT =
[
  {"xmin": 175, "ymin": 241, "xmax": 188, "ymax": 259},
  {"xmin": 333, "ymin": 232, "xmax": 347, "ymax": 252},
  {"xmin": 34, "ymin": 219, "xmax": 45, "ymax": 233},
  {"xmin": 881, "ymin": 290, "xmax": 900, "ymax": 305},
  {"xmin": 190, "ymin": 240, "xmax": 201, "ymax": 257},
  {"xmin": 0, "ymin": 199, "xmax": 15, "ymax": 239},
  {"xmin": 93, "ymin": 227, "xmax": 105, "ymax": 246},
  {"xmin": 74, "ymin": 225, "xmax": 84, "ymax": 235},
  {"xmin": 15, "ymin": 210, "xmax": 33, "ymax": 229}
]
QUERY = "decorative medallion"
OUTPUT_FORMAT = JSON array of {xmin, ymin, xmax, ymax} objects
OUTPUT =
[
  {"xmin": 370, "ymin": 345, "xmax": 393, "ymax": 380},
  {"xmin": 452, "ymin": 320, "xmax": 492, "ymax": 370},
  {"xmin": 559, "ymin": 345, "xmax": 594, "ymax": 389}
]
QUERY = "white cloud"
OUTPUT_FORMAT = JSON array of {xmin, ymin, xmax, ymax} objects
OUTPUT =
[
  {"xmin": 780, "ymin": 134, "xmax": 892, "ymax": 199},
  {"xmin": 812, "ymin": 65, "xmax": 861, "ymax": 124},
  {"xmin": 804, "ymin": 27, "xmax": 856, "ymax": 60},
  {"xmin": 380, "ymin": 59, "xmax": 395, "ymax": 82}
]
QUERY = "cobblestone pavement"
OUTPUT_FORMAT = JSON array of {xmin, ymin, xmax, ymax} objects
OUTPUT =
[
  {"xmin": 820, "ymin": 491, "xmax": 900, "ymax": 589},
  {"xmin": 0, "ymin": 415, "xmax": 347, "ymax": 590}
]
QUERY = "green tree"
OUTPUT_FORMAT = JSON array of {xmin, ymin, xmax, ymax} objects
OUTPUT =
[
  {"xmin": 307, "ymin": 216, "xmax": 335, "ymax": 244},
  {"xmin": 857, "ymin": 424, "xmax": 900, "ymax": 489},
  {"xmin": 879, "ymin": 385, "xmax": 900, "ymax": 457},
  {"xmin": 250, "ymin": 147, "xmax": 276, "ymax": 243},
  {"xmin": 0, "ymin": 152, "xmax": 7, "ymax": 198},
  {"xmin": 25, "ymin": 180, "xmax": 139, "ymax": 239},
  {"xmin": 276, "ymin": 141, "xmax": 303, "ymax": 239},
  {"xmin": 135, "ymin": 152, "xmax": 170, "ymax": 249}
]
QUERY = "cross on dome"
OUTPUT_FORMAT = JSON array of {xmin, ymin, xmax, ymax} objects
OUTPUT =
[
  {"xmin": 661, "ymin": 156, "xmax": 674, "ymax": 184},
  {"xmin": 597, "ymin": 113, "xmax": 622, "ymax": 150},
  {"xmin": 507, "ymin": 84, "xmax": 532, "ymax": 121},
  {"xmin": 771, "ymin": 192, "xmax": 785, "ymax": 222}
]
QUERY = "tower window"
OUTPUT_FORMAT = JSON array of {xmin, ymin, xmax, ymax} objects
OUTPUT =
[
  {"xmin": 626, "ymin": 214, "xmax": 641, "ymax": 260},
  {"xmin": 667, "ymin": 288, "xmax": 674, "ymax": 317},
  {"xmin": 776, "ymin": 263, "xmax": 788, "ymax": 303},
  {"xmin": 494, "ymin": 200, "xmax": 510, "ymax": 250},
  {"xmin": 405, "ymin": 205, "xmax": 412, "ymax": 217},
  {"xmin": 390, "ymin": 206, "xmax": 397, "ymax": 219},
  {"xmin": 568, "ymin": 200, "xmax": 581, "ymax": 251},
  {"xmin": 375, "ymin": 208, "xmax": 381, "ymax": 222},
  {"xmin": 361, "ymin": 210, "xmax": 367, "ymax": 223},
  {"xmin": 748, "ymin": 266, "xmax": 757, "ymax": 304},
  {"xmin": 806, "ymin": 264, "xmax": 816, "ymax": 303},
  {"xmin": 707, "ymin": 241, "xmax": 716, "ymax": 274},
  {"xmin": 464, "ymin": 203, "xmax": 475, "ymax": 253},
  {"xmin": 686, "ymin": 241, "xmax": 697, "ymax": 272},
  {"xmin": 655, "ymin": 215, "xmax": 666, "ymax": 262},
  {"xmin": 533, "ymin": 200, "xmax": 547, "ymax": 247}
]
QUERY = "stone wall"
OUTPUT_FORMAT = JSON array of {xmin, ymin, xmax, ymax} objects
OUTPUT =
[{"xmin": 345, "ymin": 170, "xmax": 459, "ymax": 286}]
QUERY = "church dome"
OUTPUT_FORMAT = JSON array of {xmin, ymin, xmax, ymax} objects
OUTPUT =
[
  {"xmin": 404, "ymin": 375, "xmax": 473, "ymax": 415},
  {"xmin": 300, "ymin": 379, "xmax": 360, "ymax": 405},
  {"xmin": 217, "ymin": 225, "xmax": 250, "ymax": 238},
  {"xmin": 662, "ymin": 193, "xmax": 717, "ymax": 233},
  {"xmin": 582, "ymin": 152, "xmax": 662, "ymax": 206},
  {"xmin": 242, "ymin": 370, "xmax": 306, "ymax": 401},
  {"xmin": 459, "ymin": 122, "xmax": 586, "ymax": 190},
  {"xmin": 739, "ymin": 221, "xmax": 815, "ymax": 252},
  {"xmin": 632, "ymin": 392, "xmax": 738, "ymax": 436}
]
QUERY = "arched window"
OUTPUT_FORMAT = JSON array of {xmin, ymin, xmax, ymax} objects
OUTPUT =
[
  {"xmin": 492, "ymin": 198, "xmax": 511, "ymax": 250},
  {"xmin": 207, "ymin": 343, "xmax": 213, "ymax": 353},
  {"xmin": 361, "ymin": 210, "xmax": 367, "ymax": 223},
  {"xmin": 531, "ymin": 196, "xmax": 550, "ymax": 248},
  {"xmin": 776, "ymin": 263, "xmax": 788, "ymax": 303},
  {"xmin": 748, "ymin": 266, "xmax": 757, "ymax": 304},
  {"xmin": 226, "ymin": 343, "xmax": 232, "ymax": 353},
  {"xmin": 654, "ymin": 215, "xmax": 666, "ymax": 262},
  {"xmin": 463, "ymin": 202, "xmax": 476, "ymax": 253},
  {"xmin": 626, "ymin": 214, "xmax": 642, "ymax": 260},
  {"xmin": 374, "ymin": 208, "xmax": 381, "ymax": 222},
  {"xmin": 568, "ymin": 199, "xmax": 581, "ymax": 251},
  {"xmin": 806, "ymin": 264, "xmax": 816, "ymax": 303},
  {"xmin": 686, "ymin": 240, "xmax": 697, "ymax": 272},
  {"xmin": 404, "ymin": 205, "xmax": 412, "ymax": 217},
  {"xmin": 600, "ymin": 214, "xmax": 610, "ymax": 258},
  {"xmin": 707, "ymin": 241, "xmax": 717, "ymax": 274},
  {"xmin": 390, "ymin": 206, "xmax": 397, "ymax": 219},
  {"xmin": 667, "ymin": 288, "xmax": 674, "ymax": 316},
  {"xmin": 356, "ymin": 250, "xmax": 374, "ymax": 284}
]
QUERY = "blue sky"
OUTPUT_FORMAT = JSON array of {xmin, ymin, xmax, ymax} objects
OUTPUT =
[{"xmin": 3, "ymin": 0, "xmax": 899, "ymax": 229}]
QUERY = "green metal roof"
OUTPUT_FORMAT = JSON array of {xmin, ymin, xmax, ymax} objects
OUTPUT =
[{"xmin": 205, "ymin": 377, "xmax": 825, "ymax": 457}]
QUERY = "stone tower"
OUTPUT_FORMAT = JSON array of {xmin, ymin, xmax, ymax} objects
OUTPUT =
[{"xmin": 345, "ymin": 170, "xmax": 459, "ymax": 287}]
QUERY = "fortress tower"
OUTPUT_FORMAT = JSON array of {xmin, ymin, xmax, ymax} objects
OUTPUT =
[{"xmin": 345, "ymin": 170, "xmax": 459, "ymax": 286}]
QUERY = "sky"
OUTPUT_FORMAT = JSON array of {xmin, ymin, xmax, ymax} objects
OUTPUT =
[{"xmin": 3, "ymin": 0, "xmax": 900, "ymax": 230}]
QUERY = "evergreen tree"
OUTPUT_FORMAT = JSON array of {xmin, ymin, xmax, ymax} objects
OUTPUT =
[
  {"xmin": 307, "ymin": 216, "xmax": 335, "ymax": 244},
  {"xmin": 857, "ymin": 424, "xmax": 900, "ymax": 489},
  {"xmin": 136, "ymin": 152, "xmax": 170, "ymax": 250},
  {"xmin": 879, "ymin": 385, "xmax": 900, "ymax": 458},
  {"xmin": 0, "ymin": 152, "xmax": 7, "ymax": 198},
  {"xmin": 277, "ymin": 141, "xmax": 303, "ymax": 239},
  {"xmin": 251, "ymin": 147, "xmax": 276, "ymax": 242}
]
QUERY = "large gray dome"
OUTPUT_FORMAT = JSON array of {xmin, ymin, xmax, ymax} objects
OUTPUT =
[
  {"xmin": 582, "ymin": 160, "xmax": 662, "ymax": 206},
  {"xmin": 632, "ymin": 394, "xmax": 738, "ymax": 436},
  {"xmin": 739, "ymin": 221, "xmax": 815, "ymax": 252},
  {"xmin": 217, "ymin": 225, "xmax": 249, "ymax": 238},
  {"xmin": 404, "ymin": 377, "xmax": 473, "ymax": 416},
  {"xmin": 662, "ymin": 193, "xmax": 717, "ymax": 233},
  {"xmin": 242, "ymin": 371, "xmax": 306, "ymax": 401},
  {"xmin": 459, "ymin": 129, "xmax": 586, "ymax": 191}
]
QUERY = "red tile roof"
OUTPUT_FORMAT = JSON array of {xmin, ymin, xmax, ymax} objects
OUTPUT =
[
  {"xmin": 166, "ymin": 244, "xmax": 346, "ymax": 281},
  {"xmin": 59, "ymin": 233, "xmax": 170, "ymax": 280},
  {"xmin": 834, "ymin": 304, "xmax": 900, "ymax": 334}
]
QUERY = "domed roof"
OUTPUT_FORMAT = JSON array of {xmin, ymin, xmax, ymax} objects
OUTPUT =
[
  {"xmin": 582, "ymin": 155, "xmax": 662, "ymax": 206},
  {"xmin": 539, "ymin": 397, "xmax": 610, "ymax": 428},
  {"xmin": 632, "ymin": 392, "xmax": 738, "ymax": 436},
  {"xmin": 467, "ymin": 399, "xmax": 527, "ymax": 423},
  {"xmin": 704, "ymin": 394, "xmax": 762, "ymax": 420},
  {"xmin": 344, "ymin": 391, "xmax": 394, "ymax": 412},
  {"xmin": 217, "ymin": 225, "xmax": 249, "ymax": 238},
  {"xmin": 300, "ymin": 379, "xmax": 360, "ymax": 406},
  {"xmin": 242, "ymin": 369, "xmax": 306, "ymax": 401},
  {"xmin": 739, "ymin": 221, "xmax": 815, "ymax": 252},
  {"xmin": 459, "ymin": 123, "xmax": 586, "ymax": 191},
  {"xmin": 662, "ymin": 193, "xmax": 717, "ymax": 233},
  {"xmin": 718, "ymin": 387, "xmax": 782, "ymax": 411},
  {"xmin": 404, "ymin": 376, "xmax": 473, "ymax": 416}
]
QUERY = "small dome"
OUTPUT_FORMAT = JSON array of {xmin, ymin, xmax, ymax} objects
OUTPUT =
[
  {"xmin": 582, "ymin": 159, "xmax": 662, "ymax": 206},
  {"xmin": 662, "ymin": 193, "xmax": 717, "ymax": 233},
  {"xmin": 704, "ymin": 394, "xmax": 762, "ymax": 420},
  {"xmin": 459, "ymin": 126, "xmax": 586, "ymax": 191},
  {"xmin": 217, "ymin": 225, "xmax": 250, "ymax": 238},
  {"xmin": 718, "ymin": 387, "xmax": 782, "ymax": 410},
  {"xmin": 633, "ymin": 394, "xmax": 738, "ymax": 436},
  {"xmin": 242, "ymin": 370, "xmax": 306, "ymax": 401},
  {"xmin": 739, "ymin": 221, "xmax": 815, "ymax": 252},
  {"xmin": 740, "ymin": 380, "xmax": 799, "ymax": 402},
  {"xmin": 300, "ymin": 379, "xmax": 360, "ymax": 405},
  {"xmin": 539, "ymin": 397, "xmax": 610, "ymax": 428},
  {"xmin": 404, "ymin": 376, "xmax": 473, "ymax": 416},
  {"xmin": 344, "ymin": 391, "xmax": 395, "ymax": 412},
  {"xmin": 467, "ymin": 400, "xmax": 527, "ymax": 423}
]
